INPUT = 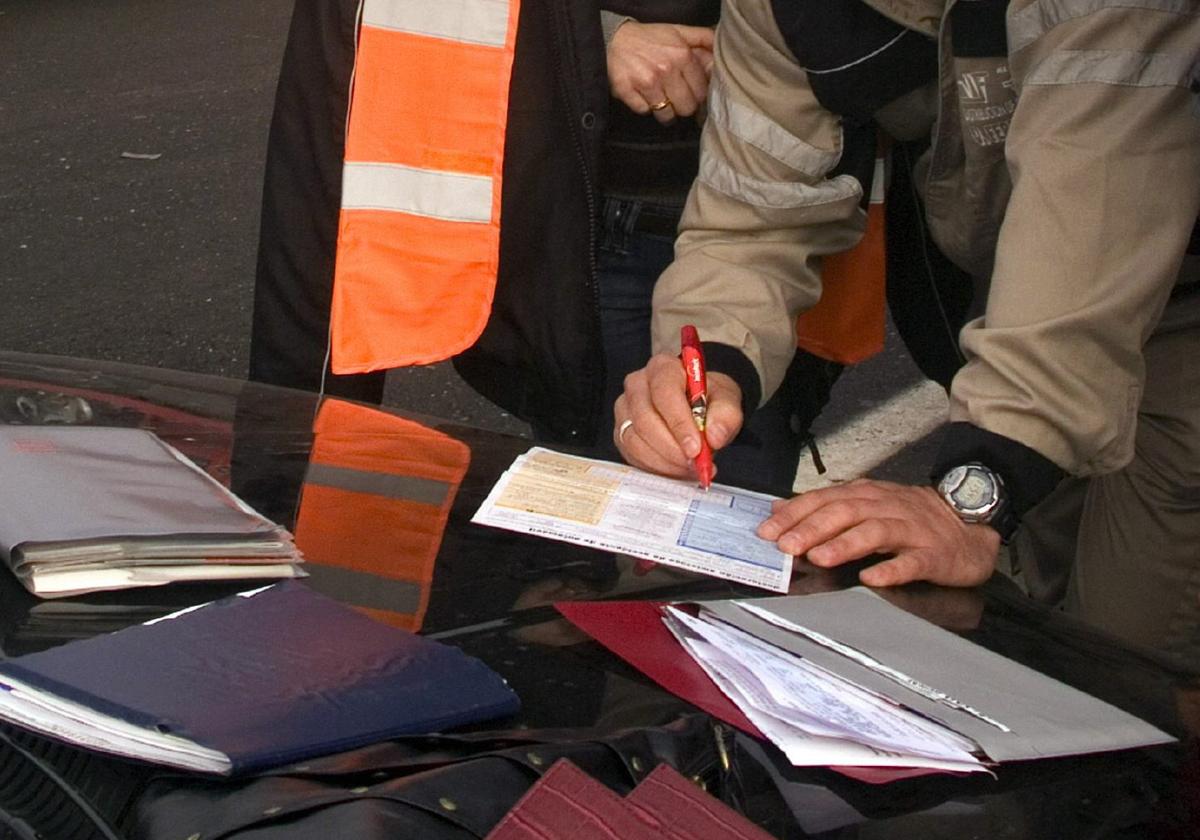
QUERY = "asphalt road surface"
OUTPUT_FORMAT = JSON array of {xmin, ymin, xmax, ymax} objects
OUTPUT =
[{"xmin": 1, "ymin": 0, "xmax": 941, "ymax": 482}]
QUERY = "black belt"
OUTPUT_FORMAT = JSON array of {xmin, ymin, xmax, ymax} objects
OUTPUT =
[
  {"xmin": 602, "ymin": 199, "xmax": 682, "ymax": 240},
  {"xmin": 632, "ymin": 204, "xmax": 682, "ymax": 238}
]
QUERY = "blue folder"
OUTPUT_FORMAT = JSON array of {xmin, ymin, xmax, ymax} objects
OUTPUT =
[{"xmin": 0, "ymin": 581, "xmax": 520, "ymax": 774}]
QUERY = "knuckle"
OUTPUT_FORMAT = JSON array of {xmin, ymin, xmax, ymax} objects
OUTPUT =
[
  {"xmin": 632, "ymin": 68, "xmax": 658, "ymax": 89},
  {"xmin": 848, "ymin": 521, "xmax": 882, "ymax": 551},
  {"xmin": 824, "ymin": 499, "xmax": 858, "ymax": 522},
  {"xmin": 668, "ymin": 415, "xmax": 696, "ymax": 438},
  {"xmin": 902, "ymin": 551, "xmax": 931, "ymax": 578},
  {"xmin": 647, "ymin": 354, "xmax": 675, "ymax": 374}
]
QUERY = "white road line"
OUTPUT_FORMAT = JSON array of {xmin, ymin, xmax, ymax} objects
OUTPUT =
[{"xmin": 792, "ymin": 380, "xmax": 948, "ymax": 493}]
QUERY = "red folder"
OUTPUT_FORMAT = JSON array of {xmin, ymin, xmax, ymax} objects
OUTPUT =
[
  {"xmin": 556, "ymin": 600, "xmax": 941, "ymax": 785},
  {"xmin": 555, "ymin": 600, "xmax": 762, "ymax": 737}
]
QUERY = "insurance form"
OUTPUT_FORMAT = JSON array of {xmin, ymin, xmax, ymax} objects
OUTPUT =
[{"xmin": 472, "ymin": 448, "xmax": 792, "ymax": 591}]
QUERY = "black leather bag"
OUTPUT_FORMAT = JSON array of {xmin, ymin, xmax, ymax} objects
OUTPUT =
[{"xmin": 130, "ymin": 715, "xmax": 736, "ymax": 840}]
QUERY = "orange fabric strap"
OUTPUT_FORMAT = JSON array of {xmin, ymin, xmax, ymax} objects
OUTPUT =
[
  {"xmin": 331, "ymin": 0, "xmax": 521, "ymax": 372},
  {"xmin": 795, "ymin": 153, "xmax": 888, "ymax": 365}
]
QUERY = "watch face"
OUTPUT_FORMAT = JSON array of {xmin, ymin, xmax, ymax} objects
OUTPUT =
[
  {"xmin": 938, "ymin": 464, "xmax": 1003, "ymax": 522},
  {"xmin": 954, "ymin": 471, "xmax": 994, "ymax": 511}
]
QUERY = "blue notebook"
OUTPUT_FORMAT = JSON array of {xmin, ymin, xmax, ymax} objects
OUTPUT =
[{"xmin": 0, "ymin": 581, "xmax": 520, "ymax": 774}]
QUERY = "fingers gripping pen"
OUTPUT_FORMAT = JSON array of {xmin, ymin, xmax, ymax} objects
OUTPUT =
[{"xmin": 680, "ymin": 325, "xmax": 715, "ymax": 489}]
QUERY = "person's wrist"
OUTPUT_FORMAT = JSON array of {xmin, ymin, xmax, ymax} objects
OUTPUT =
[
  {"xmin": 963, "ymin": 520, "xmax": 1003, "ymax": 583},
  {"xmin": 930, "ymin": 422, "xmax": 1066, "ymax": 542},
  {"xmin": 933, "ymin": 461, "xmax": 1017, "ymax": 543},
  {"xmin": 600, "ymin": 11, "xmax": 634, "ymax": 48}
]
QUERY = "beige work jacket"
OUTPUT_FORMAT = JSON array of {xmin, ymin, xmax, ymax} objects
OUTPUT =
[{"xmin": 652, "ymin": 0, "xmax": 1200, "ymax": 476}]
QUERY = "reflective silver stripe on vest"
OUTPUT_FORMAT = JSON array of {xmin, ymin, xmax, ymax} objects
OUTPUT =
[
  {"xmin": 362, "ymin": 0, "xmax": 511, "ymax": 47},
  {"xmin": 1009, "ymin": 0, "xmax": 1198, "ymax": 56},
  {"xmin": 708, "ymin": 78, "xmax": 842, "ymax": 177},
  {"xmin": 698, "ymin": 153, "xmax": 862, "ymax": 209},
  {"xmin": 1025, "ymin": 49, "xmax": 1198, "ymax": 88},
  {"xmin": 341, "ymin": 162, "xmax": 492, "ymax": 222},
  {"xmin": 305, "ymin": 462, "xmax": 453, "ymax": 507}
]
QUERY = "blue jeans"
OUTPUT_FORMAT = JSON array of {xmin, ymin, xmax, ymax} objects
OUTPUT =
[{"xmin": 594, "ymin": 198, "xmax": 839, "ymax": 497}]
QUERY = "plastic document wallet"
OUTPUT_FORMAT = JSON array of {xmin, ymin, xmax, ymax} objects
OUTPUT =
[
  {"xmin": 0, "ymin": 426, "xmax": 304, "ymax": 597},
  {"xmin": 559, "ymin": 589, "xmax": 1174, "ymax": 780},
  {"xmin": 0, "ymin": 581, "xmax": 520, "ymax": 774}
]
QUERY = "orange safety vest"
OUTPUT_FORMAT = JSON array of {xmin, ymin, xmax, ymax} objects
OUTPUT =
[
  {"xmin": 293, "ymin": 399, "xmax": 470, "ymax": 631},
  {"xmin": 794, "ymin": 152, "xmax": 888, "ymax": 366},
  {"xmin": 330, "ymin": 0, "xmax": 522, "ymax": 373}
]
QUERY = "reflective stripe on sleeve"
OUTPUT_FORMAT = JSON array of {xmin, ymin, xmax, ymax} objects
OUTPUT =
[
  {"xmin": 1025, "ymin": 49, "xmax": 1198, "ymax": 88},
  {"xmin": 341, "ymin": 162, "xmax": 493, "ymax": 223},
  {"xmin": 698, "ymin": 153, "xmax": 862, "ymax": 209},
  {"xmin": 707, "ymin": 77, "xmax": 842, "ymax": 177},
  {"xmin": 362, "ymin": 0, "xmax": 511, "ymax": 47},
  {"xmin": 1009, "ymin": 0, "xmax": 1198, "ymax": 55}
]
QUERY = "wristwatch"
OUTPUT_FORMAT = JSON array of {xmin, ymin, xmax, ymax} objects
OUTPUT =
[{"xmin": 935, "ymin": 462, "xmax": 1017, "ymax": 541}]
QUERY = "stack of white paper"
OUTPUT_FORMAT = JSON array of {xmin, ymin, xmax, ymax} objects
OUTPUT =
[
  {"xmin": 664, "ymin": 607, "xmax": 987, "ymax": 773},
  {"xmin": 662, "ymin": 590, "xmax": 1176, "ymax": 773},
  {"xmin": 472, "ymin": 448, "xmax": 792, "ymax": 591},
  {"xmin": 0, "ymin": 427, "xmax": 304, "ymax": 598}
]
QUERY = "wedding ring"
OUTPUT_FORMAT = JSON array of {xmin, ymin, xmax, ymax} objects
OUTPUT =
[
  {"xmin": 618, "ymin": 419, "xmax": 635, "ymax": 443},
  {"xmin": 650, "ymin": 98, "xmax": 672, "ymax": 112}
]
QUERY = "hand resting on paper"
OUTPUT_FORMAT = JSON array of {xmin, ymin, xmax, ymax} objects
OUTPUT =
[
  {"xmin": 613, "ymin": 352, "xmax": 742, "ymax": 484},
  {"xmin": 758, "ymin": 479, "xmax": 1001, "ymax": 588}
]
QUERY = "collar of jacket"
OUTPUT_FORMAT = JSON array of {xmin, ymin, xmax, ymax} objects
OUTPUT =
[{"xmin": 860, "ymin": 0, "xmax": 944, "ymax": 37}]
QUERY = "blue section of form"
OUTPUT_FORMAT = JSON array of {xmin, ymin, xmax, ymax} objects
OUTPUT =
[{"xmin": 676, "ymin": 493, "xmax": 785, "ymax": 571}]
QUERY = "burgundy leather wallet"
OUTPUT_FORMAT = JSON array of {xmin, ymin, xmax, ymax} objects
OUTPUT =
[{"xmin": 485, "ymin": 758, "xmax": 775, "ymax": 840}]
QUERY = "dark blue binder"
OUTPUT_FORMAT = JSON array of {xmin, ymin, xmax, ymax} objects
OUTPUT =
[{"xmin": 0, "ymin": 581, "xmax": 520, "ymax": 774}]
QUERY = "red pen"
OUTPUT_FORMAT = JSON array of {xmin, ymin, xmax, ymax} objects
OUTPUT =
[{"xmin": 680, "ymin": 325, "xmax": 715, "ymax": 490}]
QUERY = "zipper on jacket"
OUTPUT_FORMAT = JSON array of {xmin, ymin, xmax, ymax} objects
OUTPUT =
[{"xmin": 548, "ymin": 0, "xmax": 603, "ymax": 442}]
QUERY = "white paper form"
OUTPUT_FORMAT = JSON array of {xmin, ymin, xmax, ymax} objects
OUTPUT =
[
  {"xmin": 664, "ymin": 609, "xmax": 986, "ymax": 773},
  {"xmin": 472, "ymin": 448, "xmax": 793, "ymax": 591}
]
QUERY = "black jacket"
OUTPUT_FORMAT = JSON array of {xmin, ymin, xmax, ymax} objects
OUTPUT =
[
  {"xmin": 454, "ymin": 0, "xmax": 718, "ymax": 445},
  {"xmin": 452, "ymin": 0, "xmax": 610, "ymax": 445}
]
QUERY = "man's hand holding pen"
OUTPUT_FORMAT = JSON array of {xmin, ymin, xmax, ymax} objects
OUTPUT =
[{"xmin": 613, "ymin": 332, "xmax": 743, "ymax": 486}]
